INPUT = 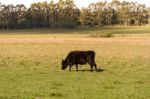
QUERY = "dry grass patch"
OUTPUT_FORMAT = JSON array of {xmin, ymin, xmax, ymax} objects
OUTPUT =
[{"xmin": 89, "ymin": 33, "xmax": 114, "ymax": 38}]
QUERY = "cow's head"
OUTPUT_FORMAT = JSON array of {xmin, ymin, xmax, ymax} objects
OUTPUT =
[{"xmin": 61, "ymin": 59, "xmax": 68, "ymax": 70}]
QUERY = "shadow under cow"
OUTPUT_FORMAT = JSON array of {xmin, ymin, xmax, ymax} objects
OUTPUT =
[{"xmin": 72, "ymin": 68, "xmax": 105, "ymax": 72}]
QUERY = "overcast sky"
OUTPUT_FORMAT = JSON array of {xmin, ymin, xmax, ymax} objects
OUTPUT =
[{"xmin": 0, "ymin": 0, "xmax": 150, "ymax": 8}]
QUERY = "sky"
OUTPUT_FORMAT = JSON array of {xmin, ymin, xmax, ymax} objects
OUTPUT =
[{"xmin": 0, "ymin": 0, "xmax": 150, "ymax": 8}]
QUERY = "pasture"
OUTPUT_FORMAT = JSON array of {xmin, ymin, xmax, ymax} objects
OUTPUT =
[{"xmin": 0, "ymin": 25, "xmax": 150, "ymax": 99}]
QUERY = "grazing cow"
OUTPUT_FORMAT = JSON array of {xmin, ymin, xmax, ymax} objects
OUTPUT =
[{"xmin": 61, "ymin": 51, "xmax": 97, "ymax": 72}]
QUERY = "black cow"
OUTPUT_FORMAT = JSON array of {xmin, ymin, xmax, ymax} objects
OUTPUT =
[{"xmin": 61, "ymin": 51, "xmax": 97, "ymax": 72}]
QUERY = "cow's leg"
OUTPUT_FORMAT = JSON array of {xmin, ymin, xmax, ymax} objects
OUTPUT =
[
  {"xmin": 91, "ymin": 58, "xmax": 98, "ymax": 71},
  {"xmin": 69, "ymin": 65, "xmax": 72, "ymax": 72},
  {"xmin": 76, "ymin": 64, "xmax": 78, "ymax": 72},
  {"xmin": 94, "ymin": 63, "xmax": 97, "ymax": 71},
  {"xmin": 90, "ymin": 65, "xmax": 93, "ymax": 72},
  {"xmin": 87, "ymin": 59, "xmax": 94, "ymax": 72},
  {"xmin": 69, "ymin": 63, "xmax": 73, "ymax": 72},
  {"xmin": 88, "ymin": 59, "xmax": 97, "ymax": 72},
  {"xmin": 87, "ymin": 56, "xmax": 93, "ymax": 72}
]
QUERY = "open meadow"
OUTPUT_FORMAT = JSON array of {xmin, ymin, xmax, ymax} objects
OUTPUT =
[{"xmin": 0, "ymin": 25, "xmax": 150, "ymax": 99}]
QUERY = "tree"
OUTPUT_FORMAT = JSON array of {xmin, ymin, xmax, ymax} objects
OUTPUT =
[
  {"xmin": 0, "ymin": 0, "xmax": 149, "ymax": 29},
  {"xmin": 62, "ymin": 0, "xmax": 80, "ymax": 28}
]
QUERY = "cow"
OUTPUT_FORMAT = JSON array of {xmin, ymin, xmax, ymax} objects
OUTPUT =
[{"xmin": 61, "ymin": 51, "xmax": 97, "ymax": 72}]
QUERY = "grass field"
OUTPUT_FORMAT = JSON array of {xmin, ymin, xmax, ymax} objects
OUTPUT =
[{"xmin": 0, "ymin": 25, "xmax": 150, "ymax": 99}]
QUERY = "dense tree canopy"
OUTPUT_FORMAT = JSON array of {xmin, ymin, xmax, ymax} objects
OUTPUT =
[
  {"xmin": 0, "ymin": 0, "xmax": 149, "ymax": 29},
  {"xmin": 81, "ymin": 0, "xmax": 149, "ymax": 26}
]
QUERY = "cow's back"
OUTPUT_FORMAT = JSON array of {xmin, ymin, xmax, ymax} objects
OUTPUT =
[
  {"xmin": 86, "ymin": 51, "xmax": 95, "ymax": 58},
  {"xmin": 67, "ymin": 51, "xmax": 95, "ymax": 57}
]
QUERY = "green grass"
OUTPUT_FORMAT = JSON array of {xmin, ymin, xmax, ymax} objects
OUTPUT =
[
  {"xmin": 0, "ymin": 26, "xmax": 150, "ymax": 99},
  {"xmin": 0, "ymin": 24, "xmax": 150, "ymax": 38}
]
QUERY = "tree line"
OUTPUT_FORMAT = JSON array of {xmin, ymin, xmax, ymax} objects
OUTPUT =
[{"xmin": 0, "ymin": 0, "xmax": 149, "ymax": 29}]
